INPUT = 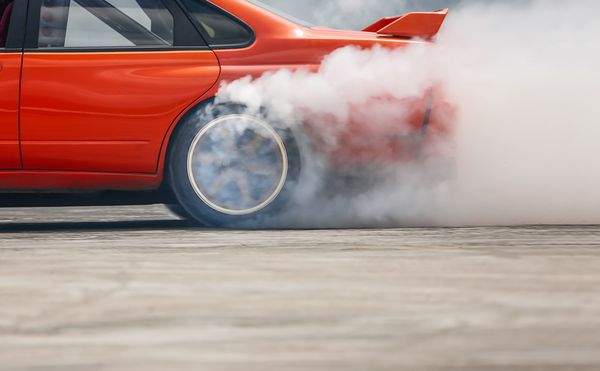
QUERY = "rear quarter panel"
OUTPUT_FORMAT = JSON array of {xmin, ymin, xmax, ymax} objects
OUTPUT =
[{"xmin": 20, "ymin": 51, "xmax": 220, "ymax": 173}]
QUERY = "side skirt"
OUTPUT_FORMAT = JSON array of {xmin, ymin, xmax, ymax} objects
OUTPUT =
[
  {"xmin": 0, "ymin": 191, "xmax": 173, "ymax": 207},
  {"xmin": 0, "ymin": 170, "xmax": 171, "ymax": 206}
]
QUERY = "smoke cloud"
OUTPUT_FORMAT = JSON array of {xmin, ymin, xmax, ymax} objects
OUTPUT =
[{"xmin": 214, "ymin": 0, "xmax": 600, "ymax": 228}]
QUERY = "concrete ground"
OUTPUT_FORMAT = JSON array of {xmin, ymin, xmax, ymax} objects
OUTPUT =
[{"xmin": 1, "ymin": 205, "xmax": 600, "ymax": 371}]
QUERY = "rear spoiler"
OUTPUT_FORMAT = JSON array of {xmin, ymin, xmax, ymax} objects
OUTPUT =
[{"xmin": 363, "ymin": 9, "xmax": 448, "ymax": 40}]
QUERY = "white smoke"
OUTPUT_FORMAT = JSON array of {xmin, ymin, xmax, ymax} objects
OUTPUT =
[
  {"xmin": 435, "ymin": 0, "xmax": 600, "ymax": 226},
  {"xmin": 215, "ymin": 0, "xmax": 600, "ymax": 227}
]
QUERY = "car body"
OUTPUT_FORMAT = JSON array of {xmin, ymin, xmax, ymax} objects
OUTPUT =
[{"xmin": 0, "ymin": 0, "xmax": 452, "ymax": 225}]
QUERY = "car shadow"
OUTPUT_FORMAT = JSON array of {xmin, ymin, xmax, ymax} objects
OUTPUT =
[{"xmin": 0, "ymin": 219, "xmax": 200, "ymax": 233}]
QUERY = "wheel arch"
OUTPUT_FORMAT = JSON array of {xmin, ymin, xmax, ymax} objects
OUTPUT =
[{"xmin": 156, "ymin": 94, "xmax": 218, "ymax": 189}]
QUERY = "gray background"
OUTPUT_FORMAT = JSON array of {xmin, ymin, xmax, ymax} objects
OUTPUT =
[{"xmin": 259, "ymin": 0, "xmax": 468, "ymax": 29}]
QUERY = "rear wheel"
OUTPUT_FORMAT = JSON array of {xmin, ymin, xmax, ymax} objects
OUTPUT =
[
  {"xmin": 167, "ymin": 103, "xmax": 300, "ymax": 227},
  {"xmin": 165, "ymin": 204, "xmax": 193, "ymax": 221}
]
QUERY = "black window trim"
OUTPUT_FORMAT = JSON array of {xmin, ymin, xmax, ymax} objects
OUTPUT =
[
  {"xmin": 173, "ymin": 0, "xmax": 256, "ymax": 50},
  {"xmin": 23, "ymin": 0, "xmax": 210, "ymax": 52},
  {"xmin": 1, "ymin": 0, "xmax": 28, "ymax": 52}
]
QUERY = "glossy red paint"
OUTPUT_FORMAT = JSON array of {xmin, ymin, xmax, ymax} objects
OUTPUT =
[
  {"xmin": 304, "ymin": 95, "xmax": 432, "ymax": 167},
  {"xmin": 0, "ymin": 52, "xmax": 21, "ymax": 169},
  {"xmin": 20, "ymin": 51, "xmax": 220, "ymax": 173},
  {"xmin": 208, "ymin": 0, "xmax": 448, "ymax": 167},
  {"xmin": 0, "ymin": 170, "xmax": 161, "ymax": 191},
  {"xmin": 0, "ymin": 0, "xmax": 450, "ymax": 192},
  {"xmin": 363, "ymin": 8, "xmax": 449, "ymax": 39},
  {"xmin": 210, "ymin": 0, "xmax": 427, "ymax": 81}
]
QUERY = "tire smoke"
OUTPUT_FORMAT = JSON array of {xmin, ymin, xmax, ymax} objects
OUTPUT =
[{"xmin": 216, "ymin": 0, "xmax": 600, "ymax": 228}]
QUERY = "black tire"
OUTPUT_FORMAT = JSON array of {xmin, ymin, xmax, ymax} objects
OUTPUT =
[
  {"xmin": 167, "ymin": 101, "xmax": 300, "ymax": 228},
  {"xmin": 165, "ymin": 203, "xmax": 193, "ymax": 221}
]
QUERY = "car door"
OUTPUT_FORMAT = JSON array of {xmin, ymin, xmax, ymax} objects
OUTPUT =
[
  {"xmin": 20, "ymin": 0, "xmax": 220, "ymax": 173},
  {"xmin": 0, "ymin": 0, "xmax": 25, "ymax": 169}
]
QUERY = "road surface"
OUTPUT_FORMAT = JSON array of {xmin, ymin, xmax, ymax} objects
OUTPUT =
[{"xmin": 1, "ymin": 205, "xmax": 599, "ymax": 370}]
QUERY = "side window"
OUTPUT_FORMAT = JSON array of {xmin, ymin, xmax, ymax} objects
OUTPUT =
[
  {"xmin": 179, "ymin": 0, "xmax": 253, "ymax": 47},
  {"xmin": 38, "ymin": 0, "xmax": 174, "ymax": 48},
  {"xmin": 0, "ymin": 0, "xmax": 14, "ymax": 48}
]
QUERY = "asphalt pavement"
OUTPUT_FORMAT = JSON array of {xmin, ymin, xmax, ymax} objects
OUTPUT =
[{"xmin": 1, "ymin": 205, "xmax": 600, "ymax": 371}]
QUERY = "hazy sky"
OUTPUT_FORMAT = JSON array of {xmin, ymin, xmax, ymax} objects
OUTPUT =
[{"xmin": 259, "ymin": 0, "xmax": 466, "ymax": 29}]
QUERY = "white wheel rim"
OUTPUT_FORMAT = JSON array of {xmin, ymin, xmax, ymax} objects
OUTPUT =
[{"xmin": 186, "ymin": 114, "xmax": 288, "ymax": 216}]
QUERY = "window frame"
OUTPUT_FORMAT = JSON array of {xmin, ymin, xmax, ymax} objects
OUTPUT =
[
  {"xmin": 174, "ymin": 0, "xmax": 255, "ymax": 50},
  {"xmin": 1, "ymin": 0, "xmax": 28, "ymax": 52},
  {"xmin": 24, "ymin": 0, "xmax": 209, "ymax": 52},
  {"xmin": 63, "ymin": 0, "xmax": 174, "ymax": 47}
]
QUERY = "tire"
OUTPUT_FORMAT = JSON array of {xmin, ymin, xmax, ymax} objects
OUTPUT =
[
  {"xmin": 167, "ymin": 102, "xmax": 300, "ymax": 228},
  {"xmin": 165, "ymin": 203, "xmax": 193, "ymax": 221}
]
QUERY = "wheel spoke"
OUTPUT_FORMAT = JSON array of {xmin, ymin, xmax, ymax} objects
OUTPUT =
[
  {"xmin": 221, "ymin": 127, "xmax": 238, "ymax": 152},
  {"xmin": 243, "ymin": 133, "xmax": 268, "ymax": 154},
  {"xmin": 193, "ymin": 152, "xmax": 222, "ymax": 167},
  {"xmin": 247, "ymin": 163, "xmax": 280, "ymax": 177},
  {"xmin": 233, "ymin": 172, "xmax": 255, "ymax": 207},
  {"xmin": 187, "ymin": 114, "xmax": 288, "ymax": 215},
  {"xmin": 207, "ymin": 170, "xmax": 233, "ymax": 197}
]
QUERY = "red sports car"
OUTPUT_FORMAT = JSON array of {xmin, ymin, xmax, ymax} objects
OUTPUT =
[{"xmin": 0, "ymin": 0, "xmax": 451, "ymax": 227}]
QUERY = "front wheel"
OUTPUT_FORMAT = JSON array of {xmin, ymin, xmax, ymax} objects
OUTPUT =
[{"xmin": 167, "ymin": 103, "xmax": 300, "ymax": 228}]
